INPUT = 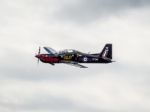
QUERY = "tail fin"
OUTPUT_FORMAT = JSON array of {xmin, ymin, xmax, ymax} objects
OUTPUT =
[{"xmin": 100, "ymin": 44, "xmax": 112, "ymax": 59}]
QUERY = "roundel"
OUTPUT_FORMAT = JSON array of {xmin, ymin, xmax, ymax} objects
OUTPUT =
[{"xmin": 83, "ymin": 57, "xmax": 88, "ymax": 62}]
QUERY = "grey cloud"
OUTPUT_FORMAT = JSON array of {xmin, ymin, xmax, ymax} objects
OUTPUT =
[
  {"xmin": 56, "ymin": 0, "xmax": 150, "ymax": 23},
  {"xmin": 0, "ymin": 0, "xmax": 150, "ymax": 112},
  {"xmin": 0, "ymin": 92, "xmax": 105, "ymax": 112},
  {"xmin": 18, "ymin": 96, "xmax": 75, "ymax": 111}
]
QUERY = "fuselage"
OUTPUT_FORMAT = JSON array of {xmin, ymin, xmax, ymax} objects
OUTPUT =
[{"xmin": 35, "ymin": 53, "xmax": 112, "ymax": 64}]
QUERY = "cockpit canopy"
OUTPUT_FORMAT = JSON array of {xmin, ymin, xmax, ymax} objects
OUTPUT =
[{"xmin": 59, "ymin": 49, "xmax": 82, "ymax": 55}]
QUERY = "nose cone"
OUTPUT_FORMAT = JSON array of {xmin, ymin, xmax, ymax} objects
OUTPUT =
[{"xmin": 35, "ymin": 54, "xmax": 40, "ymax": 58}]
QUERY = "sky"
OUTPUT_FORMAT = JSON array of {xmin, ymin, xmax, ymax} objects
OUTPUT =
[{"xmin": 0, "ymin": 0, "xmax": 150, "ymax": 112}]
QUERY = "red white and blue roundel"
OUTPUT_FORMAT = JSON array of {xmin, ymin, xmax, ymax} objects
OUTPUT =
[{"xmin": 83, "ymin": 57, "xmax": 88, "ymax": 62}]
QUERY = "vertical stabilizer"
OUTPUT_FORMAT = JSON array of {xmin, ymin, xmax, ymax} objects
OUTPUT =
[{"xmin": 99, "ymin": 44, "xmax": 112, "ymax": 59}]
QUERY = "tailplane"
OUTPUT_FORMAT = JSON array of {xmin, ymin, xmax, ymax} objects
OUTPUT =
[{"xmin": 99, "ymin": 44, "xmax": 112, "ymax": 60}]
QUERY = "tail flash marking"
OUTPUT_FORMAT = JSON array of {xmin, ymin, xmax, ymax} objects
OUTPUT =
[
  {"xmin": 99, "ymin": 44, "xmax": 112, "ymax": 60},
  {"xmin": 102, "ymin": 47, "xmax": 109, "ymax": 58}
]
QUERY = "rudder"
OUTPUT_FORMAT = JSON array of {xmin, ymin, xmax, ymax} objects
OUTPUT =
[{"xmin": 99, "ymin": 44, "xmax": 112, "ymax": 59}]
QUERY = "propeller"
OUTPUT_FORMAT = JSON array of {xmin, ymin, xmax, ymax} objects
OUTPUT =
[{"xmin": 37, "ymin": 46, "xmax": 41, "ymax": 64}]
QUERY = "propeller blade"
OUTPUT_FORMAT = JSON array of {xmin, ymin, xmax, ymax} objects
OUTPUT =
[
  {"xmin": 38, "ymin": 46, "xmax": 41, "ymax": 55},
  {"xmin": 37, "ymin": 46, "xmax": 41, "ymax": 64},
  {"xmin": 38, "ymin": 58, "xmax": 39, "ymax": 64}
]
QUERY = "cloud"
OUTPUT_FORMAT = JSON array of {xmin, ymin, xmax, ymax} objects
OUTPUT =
[
  {"xmin": 55, "ymin": 0, "xmax": 150, "ymax": 23},
  {"xmin": 0, "ymin": 0, "xmax": 150, "ymax": 112}
]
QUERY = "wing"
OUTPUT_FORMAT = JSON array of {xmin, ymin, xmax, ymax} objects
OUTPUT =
[
  {"xmin": 62, "ymin": 61, "xmax": 88, "ymax": 68},
  {"xmin": 43, "ymin": 47, "xmax": 57, "ymax": 55}
]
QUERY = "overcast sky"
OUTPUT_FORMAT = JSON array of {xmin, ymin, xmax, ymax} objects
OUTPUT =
[{"xmin": 0, "ymin": 0, "xmax": 150, "ymax": 112}]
